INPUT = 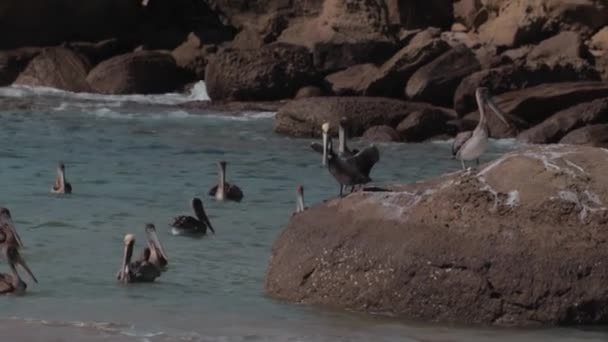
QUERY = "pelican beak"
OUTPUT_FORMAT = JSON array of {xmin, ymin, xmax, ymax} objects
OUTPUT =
[
  {"xmin": 14, "ymin": 252, "xmax": 37, "ymax": 283},
  {"xmin": 145, "ymin": 225, "xmax": 168, "ymax": 263},
  {"xmin": 322, "ymin": 122, "xmax": 330, "ymax": 166},
  {"xmin": 119, "ymin": 235, "xmax": 134, "ymax": 283},
  {"xmin": 486, "ymin": 96, "xmax": 511, "ymax": 128},
  {"xmin": 204, "ymin": 211, "xmax": 215, "ymax": 234},
  {"xmin": 1, "ymin": 215, "xmax": 24, "ymax": 248}
]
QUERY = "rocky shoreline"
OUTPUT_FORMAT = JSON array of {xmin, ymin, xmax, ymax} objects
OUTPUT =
[{"xmin": 2, "ymin": 1, "xmax": 608, "ymax": 145}]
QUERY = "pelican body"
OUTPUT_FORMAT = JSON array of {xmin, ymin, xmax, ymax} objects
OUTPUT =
[
  {"xmin": 117, "ymin": 232, "xmax": 161, "ymax": 283},
  {"xmin": 0, "ymin": 245, "xmax": 38, "ymax": 295},
  {"xmin": 0, "ymin": 208, "xmax": 24, "ymax": 250},
  {"xmin": 51, "ymin": 162, "xmax": 72, "ymax": 194},
  {"xmin": 209, "ymin": 161, "xmax": 243, "ymax": 202},
  {"xmin": 453, "ymin": 87, "xmax": 511, "ymax": 169},
  {"xmin": 171, "ymin": 198, "xmax": 215, "ymax": 236}
]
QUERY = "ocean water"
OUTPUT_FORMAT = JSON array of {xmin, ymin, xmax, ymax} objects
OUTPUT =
[{"xmin": 1, "ymin": 84, "xmax": 607, "ymax": 342}]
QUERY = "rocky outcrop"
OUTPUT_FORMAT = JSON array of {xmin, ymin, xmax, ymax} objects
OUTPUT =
[
  {"xmin": 361, "ymin": 125, "xmax": 400, "ymax": 142},
  {"xmin": 205, "ymin": 43, "xmax": 316, "ymax": 101},
  {"xmin": 0, "ymin": 47, "xmax": 40, "ymax": 86},
  {"xmin": 171, "ymin": 33, "xmax": 214, "ymax": 80},
  {"xmin": 406, "ymin": 45, "xmax": 480, "ymax": 107},
  {"xmin": 527, "ymin": 31, "xmax": 586, "ymax": 61},
  {"xmin": 560, "ymin": 124, "xmax": 608, "ymax": 147},
  {"xmin": 14, "ymin": 47, "xmax": 91, "ymax": 92},
  {"xmin": 86, "ymin": 51, "xmax": 191, "ymax": 94},
  {"xmin": 266, "ymin": 144, "xmax": 608, "ymax": 326},
  {"xmin": 518, "ymin": 98, "xmax": 608, "ymax": 144},
  {"xmin": 324, "ymin": 64, "xmax": 378, "ymax": 96},
  {"xmin": 63, "ymin": 39, "xmax": 135, "ymax": 66},
  {"xmin": 396, "ymin": 107, "xmax": 457, "ymax": 142}
]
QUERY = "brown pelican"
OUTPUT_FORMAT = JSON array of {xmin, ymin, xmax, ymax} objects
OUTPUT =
[
  {"xmin": 117, "ymin": 233, "xmax": 161, "ymax": 283},
  {"xmin": 295, "ymin": 185, "xmax": 305, "ymax": 214},
  {"xmin": 170, "ymin": 198, "xmax": 215, "ymax": 236},
  {"xmin": 452, "ymin": 87, "xmax": 511, "ymax": 170},
  {"xmin": 0, "ymin": 208, "xmax": 24, "ymax": 249},
  {"xmin": 208, "ymin": 161, "xmax": 243, "ymax": 202},
  {"xmin": 324, "ymin": 135, "xmax": 380, "ymax": 197},
  {"xmin": 139, "ymin": 224, "xmax": 168, "ymax": 270},
  {"xmin": 51, "ymin": 162, "xmax": 72, "ymax": 194},
  {"xmin": 0, "ymin": 245, "xmax": 38, "ymax": 294},
  {"xmin": 310, "ymin": 122, "xmax": 330, "ymax": 165}
]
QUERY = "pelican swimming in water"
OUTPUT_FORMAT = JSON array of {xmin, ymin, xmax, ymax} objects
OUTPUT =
[
  {"xmin": 51, "ymin": 162, "xmax": 72, "ymax": 194},
  {"xmin": 170, "ymin": 198, "xmax": 215, "ymax": 236},
  {"xmin": 0, "ymin": 245, "xmax": 38, "ymax": 294},
  {"xmin": 452, "ymin": 87, "xmax": 511, "ymax": 170},
  {"xmin": 117, "ymin": 233, "xmax": 161, "ymax": 283},
  {"xmin": 0, "ymin": 208, "xmax": 24, "ymax": 250},
  {"xmin": 324, "ymin": 134, "xmax": 380, "ymax": 197},
  {"xmin": 295, "ymin": 185, "xmax": 305, "ymax": 214},
  {"xmin": 139, "ymin": 224, "xmax": 168, "ymax": 270},
  {"xmin": 209, "ymin": 161, "xmax": 243, "ymax": 202}
]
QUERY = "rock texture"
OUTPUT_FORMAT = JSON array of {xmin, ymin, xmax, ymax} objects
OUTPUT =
[
  {"xmin": 560, "ymin": 124, "xmax": 608, "ymax": 147},
  {"xmin": 266, "ymin": 145, "xmax": 608, "ymax": 326},
  {"xmin": 0, "ymin": 47, "xmax": 40, "ymax": 86}
]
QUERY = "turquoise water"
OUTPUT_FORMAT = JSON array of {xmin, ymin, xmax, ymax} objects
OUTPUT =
[{"xmin": 1, "ymin": 86, "xmax": 606, "ymax": 341}]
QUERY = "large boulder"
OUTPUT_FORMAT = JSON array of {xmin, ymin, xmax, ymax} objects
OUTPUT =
[
  {"xmin": 266, "ymin": 144, "xmax": 608, "ymax": 326},
  {"xmin": 171, "ymin": 33, "xmax": 216, "ymax": 80},
  {"xmin": 396, "ymin": 107, "xmax": 458, "ymax": 142},
  {"xmin": 14, "ymin": 47, "xmax": 91, "ymax": 92},
  {"xmin": 87, "ymin": 51, "xmax": 192, "ymax": 94},
  {"xmin": 527, "ymin": 31, "xmax": 587, "ymax": 61},
  {"xmin": 518, "ymin": 98, "xmax": 608, "ymax": 144},
  {"xmin": 454, "ymin": 60, "xmax": 601, "ymax": 115},
  {"xmin": 0, "ymin": 47, "xmax": 40, "ymax": 86},
  {"xmin": 205, "ymin": 43, "xmax": 316, "ymax": 101},
  {"xmin": 274, "ymin": 96, "xmax": 451, "ymax": 138},
  {"xmin": 463, "ymin": 81, "xmax": 608, "ymax": 138},
  {"xmin": 324, "ymin": 64, "xmax": 379, "ymax": 96},
  {"xmin": 405, "ymin": 45, "xmax": 481, "ymax": 107},
  {"xmin": 590, "ymin": 26, "xmax": 608, "ymax": 52},
  {"xmin": 560, "ymin": 124, "xmax": 608, "ymax": 147},
  {"xmin": 63, "ymin": 38, "xmax": 135, "ymax": 66},
  {"xmin": 361, "ymin": 125, "xmax": 400, "ymax": 142}
]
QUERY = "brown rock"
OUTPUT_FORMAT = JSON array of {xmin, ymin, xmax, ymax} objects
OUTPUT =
[
  {"xmin": 87, "ymin": 51, "xmax": 191, "ymax": 94},
  {"xmin": 596, "ymin": 54, "xmax": 608, "ymax": 81},
  {"xmin": 408, "ymin": 27, "xmax": 442, "ymax": 47},
  {"xmin": 464, "ymin": 81, "xmax": 608, "ymax": 138},
  {"xmin": 454, "ymin": 59, "xmax": 601, "ymax": 115},
  {"xmin": 559, "ymin": 124, "xmax": 608, "ymax": 147},
  {"xmin": 324, "ymin": 64, "xmax": 378, "ymax": 96},
  {"xmin": 204, "ymin": 43, "xmax": 316, "ymax": 101},
  {"xmin": 14, "ymin": 47, "xmax": 91, "ymax": 92},
  {"xmin": 274, "ymin": 96, "xmax": 445, "ymax": 138},
  {"xmin": 527, "ymin": 31, "xmax": 586, "ymax": 61},
  {"xmin": 406, "ymin": 45, "xmax": 481, "ymax": 107},
  {"xmin": 365, "ymin": 39, "xmax": 450, "ymax": 97},
  {"xmin": 266, "ymin": 144, "xmax": 608, "ymax": 326},
  {"xmin": 0, "ymin": 47, "xmax": 40, "ymax": 86},
  {"xmin": 396, "ymin": 107, "xmax": 458, "ymax": 142},
  {"xmin": 518, "ymin": 98, "xmax": 608, "ymax": 144},
  {"xmin": 478, "ymin": 1, "xmax": 548, "ymax": 49},
  {"xmin": 64, "ymin": 38, "xmax": 135, "ymax": 66},
  {"xmin": 294, "ymin": 86, "xmax": 323, "ymax": 99},
  {"xmin": 362, "ymin": 125, "xmax": 400, "ymax": 142},
  {"xmin": 590, "ymin": 26, "xmax": 608, "ymax": 52},
  {"xmin": 171, "ymin": 33, "xmax": 210, "ymax": 80},
  {"xmin": 453, "ymin": 0, "xmax": 482, "ymax": 29}
]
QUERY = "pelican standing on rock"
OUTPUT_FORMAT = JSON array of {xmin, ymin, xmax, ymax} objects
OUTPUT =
[
  {"xmin": 0, "ymin": 208, "xmax": 24, "ymax": 249},
  {"xmin": 170, "ymin": 198, "xmax": 215, "ymax": 236},
  {"xmin": 51, "ymin": 162, "xmax": 72, "ymax": 194},
  {"xmin": 209, "ymin": 161, "xmax": 243, "ymax": 202},
  {"xmin": 0, "ymin": 245, "xmax": 38, "ymax": 294},
  {"xmin": 139, "ymin": 224, "xmax": 168, "ymax": 270},
  {"xmin": 117, "ymin": 233, "xmax": 161, "ymax": 283},
  {"xmin": 453, "ymin": 87, "xmax": 511, "ymax": 170}
]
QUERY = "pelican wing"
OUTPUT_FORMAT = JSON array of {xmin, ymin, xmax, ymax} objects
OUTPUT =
[
  {"xmin": 171, "ymin": 215, "xmax": 200, "ymax": 229},
  {"xmin": 452, "ymin": 131, "xmax": 473, "ymax": 157},
  {"xmin": 227, "ymin": 184, "xmax": 244, "ymax": 202},
  {"xmin": 350, "ymin": 145, "xmax": 380, "ymax": 177}
]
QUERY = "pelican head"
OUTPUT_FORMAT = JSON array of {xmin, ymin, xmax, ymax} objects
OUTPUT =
[
  {"xmin": 475, "ymin": 87, "xmax": 510, "ymax": 128},
  {"xmin": 218, "ymin": 160, "xmax": 227, "ymax": 170},
  {"xmin": 5, "ymin": 245, "xmax": 37, "ymax": 284},
  {"xmin": 144, "ymin": 223, "xmax": 168, "ymax": 267},
  {"xmin": 0, "ymin": 207, "xmax": 24, "ymax": 248}
]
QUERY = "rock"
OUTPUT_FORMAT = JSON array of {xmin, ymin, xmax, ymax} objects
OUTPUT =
[
  {"xmin": 87, "ymin": 51, "xmax": 191, "ymax": 94},
  {"xmin": 396, "ymin": 2, "xmax": 454, "ymax": 30},
  {"xmin": 365, "ymin": 39, "xmax": 450, "ymax": 97},
  {"xmin": 14, "ymin": 47, "xmax": 91, "ymax": 92},
  {"xmin": 441, "ymin": 31, "xmax": 481, "ymax": 49},
  {"xmin": 396, "ymin": 107, "xmax": 458, "ymax": 142},
  {"xmin": 559, "ymin": 124, "xmax": 608, "ymax": 147},
  {"xmin": 497, "ymin": 45, "xmax": 534, "ymax": 65},
  {"xmin": 406, "ymin": 45, "xmax": 481, "ymax": 107},
  {"xmin": 311, "ymin": 40, "xmax": 397, "ymax": 74},
  {"xmin": 63, "ymin": 38, "xmax": 135, "ymax": 66},
  {"xmin": 527, "ymin": 31, "xmax": 586, "ymax": 61},
  {"xmin": 463, "ymin": 81, "xmax": 608, "ymax": 138},
  {"xmin": 274, "ymin": 96, "xmax": 448, "ymax": 138},
  {"xmin": 0, "ymin": 47, "xmax": 40, "ymax": 86},
  {"xmin": 294, "ymin": 86, "xmax": 323, "ymax": 99},
  {"xmin": 324, "ymin": 64, "xmax": 378, "ymax": 96},
  {"xmin": 590, "ymin": 26, "xmax": 608, "ymax": 52},
  {"xmin": 396, "ymin": 29, "xmax": 421, "ymax": 47},
  {"xmin": 454, "ymin": 60, "xmax": 601, "ymax": 115},
  {"xmin": 596, "ymin": 54, "xmax": 608, "ymax": 81},
  {"xmin": 204, "ymin": 43, "xmax": 316, "ymax": 101},
  {"xmin": 229, "ymin": 13, "xmax": 289, "ymax": 49},
  {"xmin": 408, "ymin": 27, "xmax": 442, "ymax": 47},
  {"xmin": 266, "ymin": 144, "xmax": 608, "ymax": 326},
  {"xmin": 478, "ymin": 1, "xmax": 548, "ymax": 49},
  {"xmin": 361, "ymin": 125, "xmax": 400, "ymax": 142},
  {"xmin": 453, "ymin": 0, "xmax": 483, "ymax": 29},
  {"xmin": 451, "ymin": 23, "xmax": 468, "ymax": 33},
  {"xmin": 518, "ymin": 98, "xmax": 608, "ymax": 144},
  {"xmin": 171, "ymin": 33, "xmax": 211, "ymax": 80}
]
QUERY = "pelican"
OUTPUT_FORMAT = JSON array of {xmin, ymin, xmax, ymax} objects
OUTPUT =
[
  {"xmin": 51, "ymin": 162, "xmax": 72, "ymax": 194},
  {"xmin": 453, "ymin": 87, "xmax": 511, "ymax": 170},
  {"xmin": 311, "ymin": 118, "xmax": 358, "ymax": 162},
  {"xmin": 324, "ymin": 135, "xmax": 380, "ymax": 197},
  {"xmin": 117, "ymin": 233, "xmax": 161, "ymax": 283},
  {"xmin": 170, "ymin": 198, "xmax": 215, "ymax": 236},
  {"xmin": 0, "ymin": 245, "xmax": 38, "ymax": 294},
  {"xmin": 0, "ymin": 208, "xmax": 24, "ymax": 249},
  {"xmin": 139, "ymin": 224, "xmax": 168, "ymax": 270},
  {"xmin": 208, "ymin": 161, "xmax": 243, "ymax": 202},
  {"xmin": 295, "ymin": 185, "xmax": 305, "ymax": 214}
]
